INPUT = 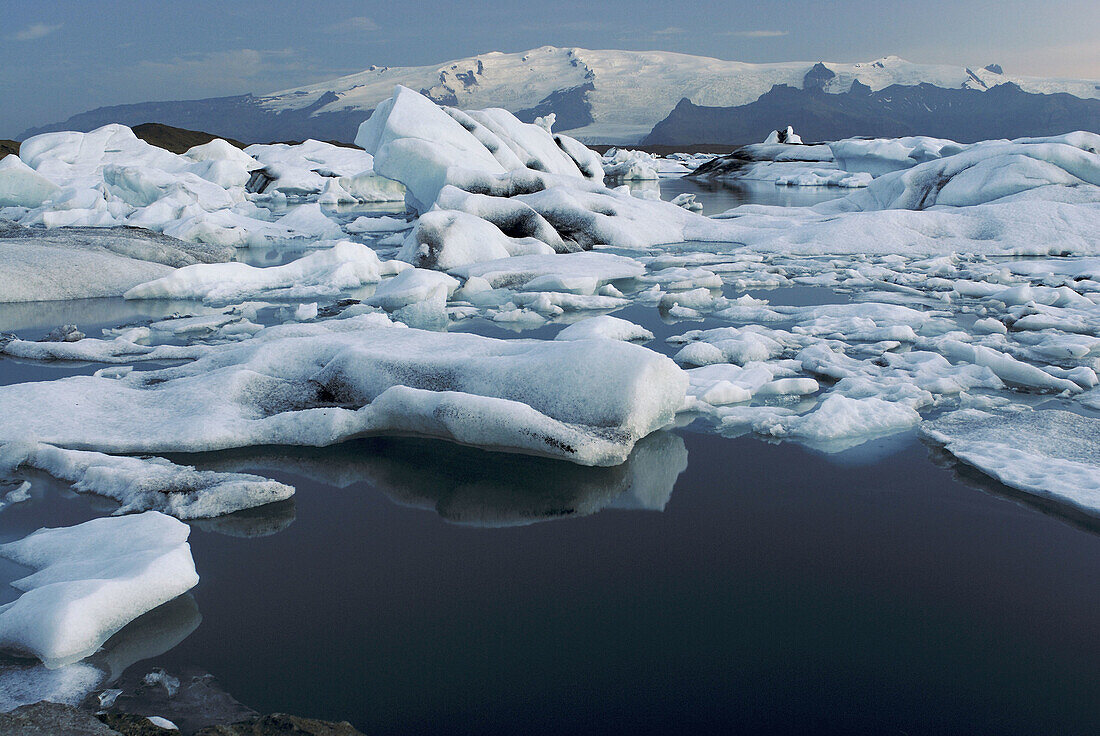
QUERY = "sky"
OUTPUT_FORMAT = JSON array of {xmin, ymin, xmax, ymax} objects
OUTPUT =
[{"xmin": 2, "ymin": 0, "xmax": 1098, "ymax": 138}]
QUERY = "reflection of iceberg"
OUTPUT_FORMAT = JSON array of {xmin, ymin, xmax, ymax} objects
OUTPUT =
[
  {"xmin": 0, "ymin": 593, "xmax": 200, "ymax": 712},
  {"xmin": 91, "ymin": 594, "xmax": 201, "ymax": 683},
  {"xmin": 924, "ymin": 442, "xmax": 1100, "ymax": 537},
  {"xmin": 191, "ymin": 498, "xmax": 296, "ymax": 538},
  {"xmin": 201, "ymin": 430, "xmax": 688, "ymax": 527}
]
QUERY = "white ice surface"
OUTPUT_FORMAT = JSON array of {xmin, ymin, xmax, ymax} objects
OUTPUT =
[
  {"xmin": 0, "ymin": 442, "xmax": 294, "ymax": 518},
  {"xmin": 0, "ymin": 512, "xmax": 198, "ymax": 668},
  {"xmin": 922, "ymin": 409, "xmax": 1100, "ymax": 516},
  {"xmin": 0, "ymin": 317, "xmax": 688, "ymax": 466}
]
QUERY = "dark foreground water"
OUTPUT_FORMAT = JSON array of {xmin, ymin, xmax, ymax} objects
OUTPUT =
[
  {"xmin": 3, "ymin": 429, "xmax": 1099, "ymax": 735},
  {"xmin": 1, "ymin": 179, "xmax": 1098, "ymax": 734}
]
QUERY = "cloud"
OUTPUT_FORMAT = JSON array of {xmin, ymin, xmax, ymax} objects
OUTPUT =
[
  {"xmin": 721, "ymin": 30, "xmax": 789, "ymax": 38},
  {"xmin": 8, "ymin": 22, "xmax": 63, "ymax": 41},
  {"xmin": 330, "ymin": 16, "xmax": 380, "ymax": 33},
  {"xmin": 652, "ymin": 26, "xmax": 687, "ymax": 36},
  {"xmin": 129, "ymin": 48, "xmax": 325, "ymax": 97}
]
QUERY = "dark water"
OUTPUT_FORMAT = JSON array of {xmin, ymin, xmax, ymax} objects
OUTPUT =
[
  {"xmin": 2, "ymin": 181, "xmax": 1099, "ymax": 734},
  {"xmin": 6, "ymin": 430, "xmax": 1097, "ymax": 734}
]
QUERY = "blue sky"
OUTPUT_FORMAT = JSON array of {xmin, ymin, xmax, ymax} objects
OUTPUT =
[{"xmin": 2, "ymin": 0, "xmax": 1097, "ymax": 138}]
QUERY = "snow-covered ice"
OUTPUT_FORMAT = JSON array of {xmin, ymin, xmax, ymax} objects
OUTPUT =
[
  {"xmin": 922, "ymin": 409, "xmax": 1100, "ymax": 516},
  {"xmin": 0, "ymin": 512, "xmax": 198, "ymax": 668},
  {"xmin": 0, "ymin": 442, "xmax": 294, "ymax": 518},
  {"xmin": 0, "ymin": 317, "xmax": 688, "ymax": 466}
]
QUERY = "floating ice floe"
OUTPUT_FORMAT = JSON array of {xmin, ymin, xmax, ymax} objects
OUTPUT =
[
  {"xmin": 0, "ymin": 512, "xmax": 198, "ymax": 669},
  {"xmin": 689, "ymin": 139, "xmax": 870, "ymax": 187},
  {"xmin": 0, "ymin": 442, "xmax": 294, "ymax": 518},
  {"xmin": 0, "ymin": 316, "xmax": 688, "ymax": 466},
  {"xmin": 0, "ymin": 222, "xmax": 239, "ymax": 302},
  {"xmin": 709, "ymin": 135, "xmax": 1100, "ymax": 256},
  {"xmin": 922, "ymin": 409, "xmax": 1100, "ymax": 516},
  {"xmin": 123, "ymin": 240, "xmax": 407, "ymax": 303}
]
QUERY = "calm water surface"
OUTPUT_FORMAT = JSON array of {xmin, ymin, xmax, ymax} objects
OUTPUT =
[{"xmin": 1, "ymin": 180, "xmax": 1098, "ymax": 735}]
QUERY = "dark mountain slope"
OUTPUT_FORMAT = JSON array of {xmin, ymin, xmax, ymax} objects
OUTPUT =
[{"xmin": 643, "ymin": 82, "xmax": 1100, "ymax": 145}]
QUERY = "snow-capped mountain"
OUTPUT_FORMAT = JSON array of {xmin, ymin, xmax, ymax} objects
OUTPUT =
[{"xmin": 22, "ymin": 46, "xmax": 1100, "ymax": 144}]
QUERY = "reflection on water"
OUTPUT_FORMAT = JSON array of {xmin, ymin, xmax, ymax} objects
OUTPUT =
[
  {"xmin": 192, "ymin": 499, "xmax": 297, "ymax": 539},
  {"xmin": 93, "ymin": 594, "xmax": 202, "ymax": 683},
  {"xmin": 0, "ymin": 296, "xmax": 207, "ymax": 337},
  {"xmin": 188, "ymin": 431, "xmax": 687, "ymax": 528},
  {"xmin": 0, "ymin": 594, "xmax": 201, "ymax": 711},
  {"xmin": 660, "ymin": 177, "xmax": 845, "ymax": 215},
  {"xmin": 138, "ymin": 431, "xmax": 1100, "ymax": 736}
]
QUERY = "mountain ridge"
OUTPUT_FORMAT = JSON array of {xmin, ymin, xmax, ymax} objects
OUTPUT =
[{"xmin": 20, "ymin": 46, "xmax": 1100, "ymax": 144}]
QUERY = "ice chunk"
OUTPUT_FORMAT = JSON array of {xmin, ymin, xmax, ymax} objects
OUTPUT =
[
  {"xmin": 398, "ymin": 209, "xmax": 555, "ymax": 270},
  {"xmin": 183, "ymin": 138, "xmax": 261, "ymax": 170},
  {"xmin": 602, "ymin": 149, "xmax": 660, "ymax": 181},
  {"xmin": 124, "ymin": 241, "xmax": 404, "ymax": 303},
  {"xmin": 555, "ymin": 316, "xmax": 654, "ymax": 342},
  {"xmin": 450, "ymin": 252, "xmax": 645, "ymax": 290},
  {"xmin": 832, "ymin": 133, "xmax": 1100, "ymax": 211},
  {"xmin": 922, "ymin": 409, "xmax": 1100, "ymax": 516},
  {"xmin": 0, "ymin": 442, "xmax": 294, "ymax": 519},
  {"xmin": 764, "ymin": 126, "xmax": 803, "ymax": 145},
  {"xmin": 274, "ymin": 203, "xmax": 344, "ymax": 239},
  {"xmin": 0, "ymin": 512, "xmax": 198, "ymax": 668},
  {"xmin": 365, "ymin": 268, "xmax": 460, "ymax": 310},
  {"xmin": 0, "ymin": 240, "xmax": 172, "ymax": 302},
  {"xmin": 754, "ymin": 394, "xmax": 921, "ymax": 452},
  {"xmin": 830, "ymin": 136, "xmax": 964, "ymax": 176},
  {"xmin": 936, "ymin": 339, "xmax": 1082, "ymax": 393}
]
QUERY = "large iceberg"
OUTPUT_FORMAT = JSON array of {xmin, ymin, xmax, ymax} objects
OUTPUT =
[
  {"xmin": 0, "ymin": 316, "xmax": 688, "ymax": 466},
  {"xmin": 355, "ymin": 85, "xmax": 604, "ymax": 212}
]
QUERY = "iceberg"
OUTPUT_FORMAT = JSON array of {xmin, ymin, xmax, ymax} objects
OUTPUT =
[
  {"xmin": 356, "ymin": 85, "xmax": 603, "ymax": 212},
  {"xmin": 0, "ymin": 317, "xmax": 688, "ymax": 466}
]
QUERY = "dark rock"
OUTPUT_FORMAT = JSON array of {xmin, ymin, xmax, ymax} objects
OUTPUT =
[
  {"xmin": 0, "ymin": 701, "xmax": 121, "ymax": 735},
  {"xmin": 193, "ymin": 714, "xmax": 365, "ymax": 736},
  {"xmin": 100, "ymin": 667, "xmax": 258, "ymax": 735},
  {"xmin": 1, "ymin": 139, "xmax": 18, "ymax": 160},
  {"xmin": 130, "ymin": 124, "xmax": 246, "ymax": 154},
  {"xmin": 43, "ymin": 324, "xmax": 85, "ymax": 342},
  {"xmin": 98, "ymin": 712, "xmax": 177, "ymax": 735},
  {"xmin": 802, "ymin": 62, "xmax": 836, "ymax": 91},
  {"xmin": 515, "ymin": 82, "xmax": 596, "ymax": 131}
]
